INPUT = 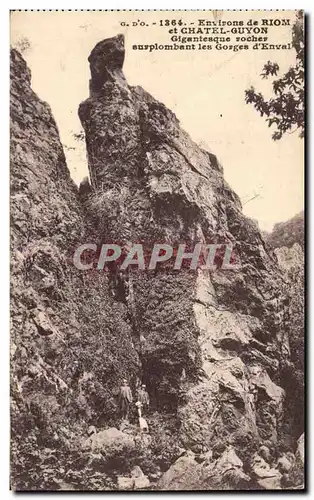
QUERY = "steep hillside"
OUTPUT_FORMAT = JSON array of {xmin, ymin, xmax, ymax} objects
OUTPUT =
[
  {"xmin": 265, "ymin": 215, "xmax": 305, "ymax": 489},
  {"xmin": 265, "ymin": 211, "xmax": 304, "ymax": 250},
  {"xmin": 266, "ymin": 214, "xmax": 305, "ymax": 444}
]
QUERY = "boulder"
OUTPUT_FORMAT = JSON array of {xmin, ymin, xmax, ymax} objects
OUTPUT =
[
  {"xmin": 83, "ymin": 427, "xmax": 135, "ymax": 457},
  {"xmin": 251, "ymin": 451, "xmax": 282, "ymax": 489},
  {"xmin": 117, "ymin": 467, "xmax": 150, "ymax": 490},
  {"xmin": 117, "ymin": 469, "xmax": 150, "ymax": 491},
  {"xmin": 277, "ymin": 454, "xmax": 293, "ymax": 473},
  {"xmin": 131, "ymin": 466, "xmax": 145, "ymax": 478},
  {"xmin": 134, "ymin": 476, "xmax": 150, "ymax": 490},
  {"xmin": 216, "ymin": 446, "xmax": 243, "ymax": 470},
  {"xmin": 258, "ymin": 476, "xmax": 282, "ymax": 490},
  {"xmin": 250, "ymin": 367, "xmax": 285, "ymax": 405},
  {"xmin": 117, "ymin": 477, "xmax": 134, "ymax": 490}
]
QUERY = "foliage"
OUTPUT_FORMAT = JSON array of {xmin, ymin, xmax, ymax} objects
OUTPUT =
[
  {"xmin": 61, "ymin": 269, "xmax": 141, "ymax": 424},
  {"xmin": 245, "ymin": 11, "xmax": 304, "ymax": 140},
  {"xmin": 15, "ymin": 37, "xmax": 32, "ymax": 54}
]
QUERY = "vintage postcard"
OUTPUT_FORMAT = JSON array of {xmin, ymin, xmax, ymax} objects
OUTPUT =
[{"xmin": 10, "ymin": 10, "xmax": 304, "ymax": 491}]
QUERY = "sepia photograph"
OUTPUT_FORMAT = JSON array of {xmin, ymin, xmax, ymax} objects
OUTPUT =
[{"xmin": 9, "ymin": 9, "xmax": 304, "ymax": 491}]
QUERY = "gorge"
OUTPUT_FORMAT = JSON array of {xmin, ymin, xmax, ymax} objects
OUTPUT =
[{"xmin": 10, "ymin": 34, "xmax": 304, "ymax": 491}]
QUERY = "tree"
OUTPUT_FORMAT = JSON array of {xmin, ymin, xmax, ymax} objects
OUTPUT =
[
  {"xmin": 15, "ymin": 37, "xmax": 32, "ymax": 55},
  {"xmin": 245, "ymin": 11, "xmax": 304, "ymax": 140}
]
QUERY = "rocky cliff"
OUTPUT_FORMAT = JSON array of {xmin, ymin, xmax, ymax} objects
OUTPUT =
[
  {"xmin": 10, "ymin": 48, "xmax": 140, "ymax": 490},
  {"xmin": 78, "ymin": 34, "xmax": 298, "ymax": 487},
  {"xmin": 10, "ymin": 38, "xmax": 304, "ymax": 491}
]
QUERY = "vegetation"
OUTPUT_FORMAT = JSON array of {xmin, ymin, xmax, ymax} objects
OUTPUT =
[{"xmin": 245, "ymin": 11, "xmax": 304, "ymax": 140}]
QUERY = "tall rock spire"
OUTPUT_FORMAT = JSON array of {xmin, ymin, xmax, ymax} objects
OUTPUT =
[{"xmin": 79, "ymin": 35, "xmax": 289, "ymax": 473}]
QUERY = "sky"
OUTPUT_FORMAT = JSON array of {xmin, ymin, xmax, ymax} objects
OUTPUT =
[{"xmin": 10, "ymin": 10, "xmax": 304, "ymax": 231}]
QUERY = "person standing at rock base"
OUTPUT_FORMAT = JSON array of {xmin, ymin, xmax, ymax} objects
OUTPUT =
[
  {"xmin": 119, "ymin": 378, "xmax": 133, "ymax": 421},
  {"xmin": 136, "ymin": 384, "xmax": 150, "ymax": 414}
]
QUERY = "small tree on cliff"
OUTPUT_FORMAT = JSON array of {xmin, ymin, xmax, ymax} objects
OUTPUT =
[
  {"xmin": 245, "ymin": 11, "xmax": 304, "ymax": 140},
  {"xmin": 15, "ymin": 37, "xmax": 32, "ymax": 55}
]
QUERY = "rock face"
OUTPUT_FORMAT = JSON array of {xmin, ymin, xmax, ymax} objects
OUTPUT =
[
  {"xmin": 267, "ymin": 215, "xmax": 304, "ymax": 444},
  {"xmin": 11, "ymin": 50, "xmax": 84, "ymax": 474},
  {"xmin": 264, "ymin": 220, "xmax": 304, "ymax": 487},
  {"xmin": 157, "ymin": 448, "xmax": 251, "ymax": 490},
  {"xmin": 264, "ymin": 211, "xmax": 304, "ymax": 250},
  {"xmin": 276, "ymin": 244, "xmax": 304, "ymax": 463},
  {"xmin": 79, "ymin": 34, "xmax": 289, "ymax": 464},
  {"xmin": 117, "ymin": 465, "xmax": 150, "ymax": 490}
]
